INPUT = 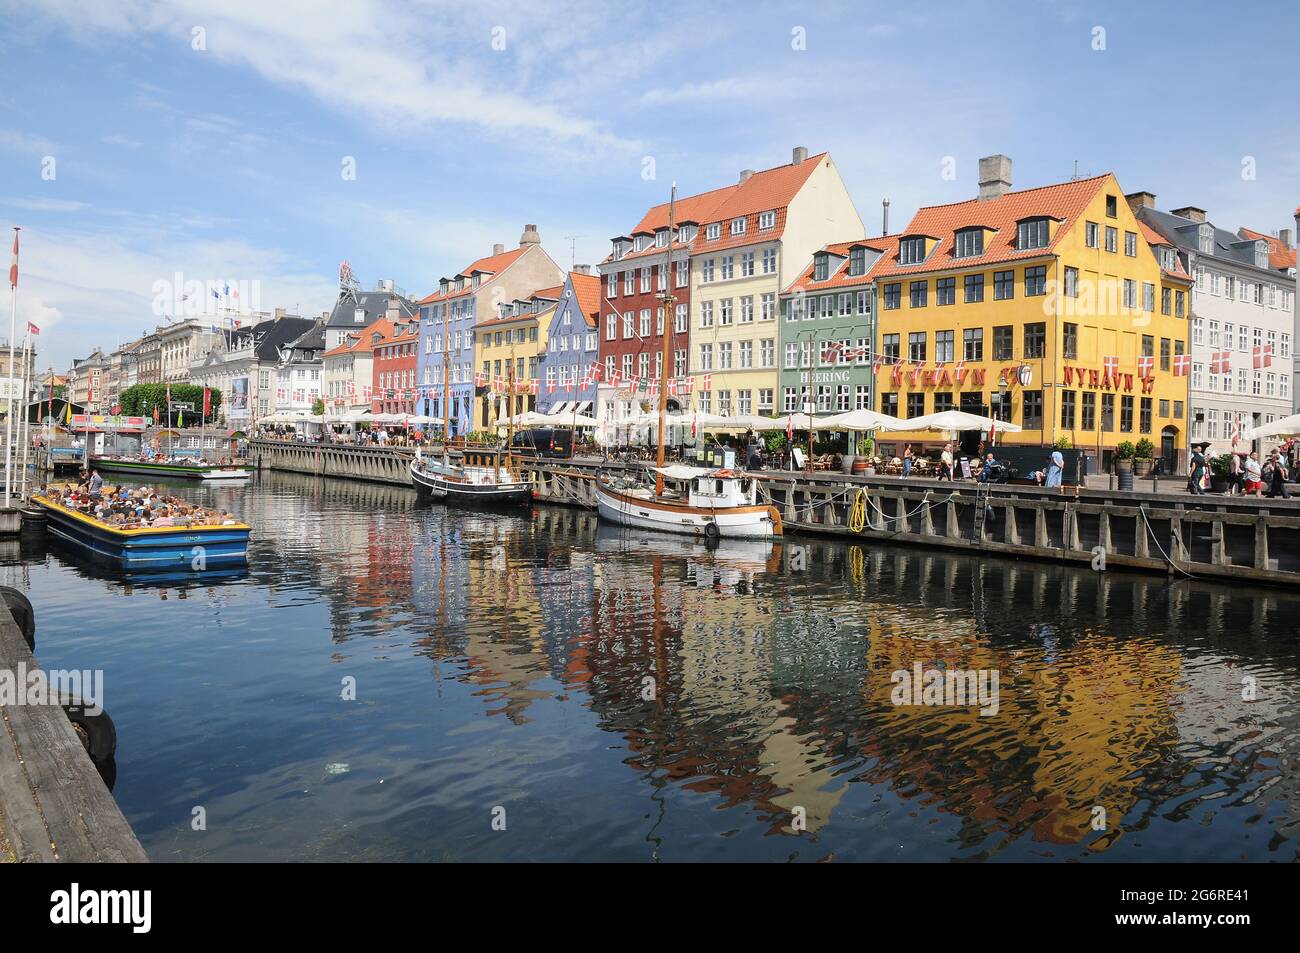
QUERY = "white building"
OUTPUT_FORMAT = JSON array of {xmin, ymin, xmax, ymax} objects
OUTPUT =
[
  {"xmin": 322, "ymin": 321, "xmax": 388, "ymax": 422},
  {"xmin": 1138, "ymin": 201, "xmax": 1296, "ymax": 455},
  {"xmin": 190, "ymin": 312, "xmax": 316, "ymax": 424},
  {"xmin": 274, "ymin": 321, "xmax": 326, "ymax": 414}
]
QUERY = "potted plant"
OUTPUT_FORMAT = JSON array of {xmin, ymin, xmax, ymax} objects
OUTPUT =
[
  {"xmin": 1133, "ymin": 438, "xmax": 1156, "ymax": 476},
  {"xmin": 855, "ymin": 436, "xmax": 875, "ymax": 475},
  {"xmin": 1208, "ymin": 452, "xmax": 1232, "ymax": 493}
]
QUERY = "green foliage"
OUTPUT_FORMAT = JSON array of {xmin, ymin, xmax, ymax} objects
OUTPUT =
[
  {"xmin": 1052, "ymin": 436, "xmax": 1073, "ymax": 450},
  {"xmin": 761, "ymin": 431, "xmax": 786, "ymax": 453},
  {"xmin": 1134, "ymin": 438, "xmax": 1155, "ymax": 459},
  {"xmin": 311, "ymin": 398, "xmax": 325, "ymax": 416},
  {"xmin": 1209, "ymin": 453, "xmax": 1233, "ymax": 476},
  {"xmin": 118, "ymin": 383, "xmax": 222, "ymax": 422},
  {"xmin": 857, "ymin": 436, "xmax": 875, "ymax": 456},
  {"xmin": 1115, "ymin": 440, "xmax": 1136, "ymax": 461}
]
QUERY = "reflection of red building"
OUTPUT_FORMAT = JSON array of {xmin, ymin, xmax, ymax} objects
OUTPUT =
[{"xmin": 371, "ymin": 321, "xmax": 419, "ymax": 415}]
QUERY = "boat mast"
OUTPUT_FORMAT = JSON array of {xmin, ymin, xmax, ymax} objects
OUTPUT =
[
  {"xmin": 442, "ymin": 302, "xmax": 451, "ymax": 465},
  {"xmin": 506, "ymin": 342, "xmax": 516, "ymax": 478},
  {"xmin": 654, "ymin": 185, "xmax": 677, "ymax": 497}
]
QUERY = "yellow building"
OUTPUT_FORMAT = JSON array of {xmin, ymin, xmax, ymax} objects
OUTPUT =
[
  {"xmin": 476, "ymin": 284, "xmax": 561, "ymax": 429},
  {"xmin": 872, "ymin": 156, "xmax": 1192, "ymax": 468}
]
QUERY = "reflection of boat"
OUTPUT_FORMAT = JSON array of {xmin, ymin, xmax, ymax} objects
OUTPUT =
[
  {"xmin": 31, "ymin": 494, "xmax": 251, "ymax": 570},
  {"xmin": 44, "ymin": 538, "xmax": 251, "ymax": 587},
  {"xmin": 595, "ymin": 466, "xmax": 782, "ymax": 540},
  {"xmin": 89, "ymin": 456, "xmax": 253, "ymax": 482},
  {"xmin": 594, "ymin": 521, "xmax": 779, "ymax": 571},
  {"xmin": 410, "ymin": 448, "xmax": 531, "ymax": 506}
]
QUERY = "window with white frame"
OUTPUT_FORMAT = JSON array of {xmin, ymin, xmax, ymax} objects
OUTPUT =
[
  {"xmin": 762, "ymin": 248, "xmax": 776, "ymax": 274},
  {"xmin": 759, "ymin": 211, "xmax": 775, "ymax": 230}
]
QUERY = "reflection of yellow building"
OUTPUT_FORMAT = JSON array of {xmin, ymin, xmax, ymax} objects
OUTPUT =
[{"xmin": 873, "ymin": 156, "xmax": 1192, "ymax": 459}]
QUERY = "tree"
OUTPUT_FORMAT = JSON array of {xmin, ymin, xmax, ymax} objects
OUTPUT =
[
  {"xmin": 312, "ymin": 398, "xmax": 325, "ymax": 416},
  {"xmin": 118, "ymin": 383, "xmax": 222, "ymax": 424}
]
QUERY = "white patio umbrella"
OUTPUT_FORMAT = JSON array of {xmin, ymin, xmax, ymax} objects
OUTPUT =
[
  {"xmin": 508, "ymin": 411, "xmax": 554, "ymax": 428},
  {"xmin": 905, "ymin": 410, "xmax": 1024, "ymax": 433},
  {"xmin": 818, "ymin": 409, "xmax": 909, "ymax": 431},
  {"xmin": 1243, "ymin": 413, "xmax": 1300, "ymax": 441}
]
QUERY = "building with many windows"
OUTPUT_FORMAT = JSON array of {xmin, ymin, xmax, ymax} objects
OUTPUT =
[
  {"xmin": 191, "ymin": 312, "xmax": 316, "ymax": 423},
  {"xmin": 370, "ymin": 321, "xmax": 420, "ymax": 417},
  {"xmin": 416, "ymin": 225, "xmax": 563, "ymax": 432},
  {"xmin": 1137, "ymin": 200, "xmax": 1295, "ymax": 454},
  {"xmin": 322, "ymin": 319, "xmax": 389, "ymax": 423},
  {"xmin": 479, "ymin": 284, "xmax": 560, "ymax": 429},
  {"xmin": 872, "ymin": 156, "xmax": 1192, "ymax": 469},
  {"xmin": 780, "ymin": 236, "xmax": 896, "ymax": 420},
  {"xmin": 538, "ymin": 269, "xmax": 608, "ymax": 417}
]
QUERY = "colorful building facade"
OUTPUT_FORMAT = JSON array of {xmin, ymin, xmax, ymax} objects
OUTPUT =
[
  {"xmin": 478, "ymin": 284, "xmax": 560, "ymax": 429},
  {"xmin": 370, "ymin": 321, "xmax": 419, "ymax": 416},
  {"xmin": 871, "ymin": 156, "xmax": 1192, "ymax": 469},
  {"xmin": 539, "ymin": 270, "xmax": 608, "ymax": 416}
]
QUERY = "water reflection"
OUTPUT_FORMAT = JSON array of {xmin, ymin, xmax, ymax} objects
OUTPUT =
[{"xmin": 6, "ymin": 472, "xmax": 1298, "ymax": 861}]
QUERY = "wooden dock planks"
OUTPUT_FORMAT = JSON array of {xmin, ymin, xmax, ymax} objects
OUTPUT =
[{"xmin": 0, "ymin": 613, "xmax": 147, "ymax": 862}]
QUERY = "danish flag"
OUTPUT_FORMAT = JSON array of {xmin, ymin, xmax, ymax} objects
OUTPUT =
[
  {"xmin": 702, "ymin": 374, "xmax": 712, "ymax": 391},
  {"xmin": 647, "ymin": 381, "xmax": 658, "ymax": 398},
  {"xmin": 529, "ymin": 380, "xmax": 539, "ymax": 396},
  {"xmin": 1211, "ymin": 350, "xmax": 1230, "ymax": 375},
  {"xmin": 546, "ymin": 381, "xmax": 556, "ymax": 394},
  {"xmin": 474, "ymin": 371, "xmax": 485, "ymax": 388},
  {"xmin": 1172, "ymin": 353, "xmax": 1191, "ymax": 376},
  {"xmin": 1230, "ymin": 414, "xmax": 1244, "ymax": 447},
  {"xmin": 589, "ymin": 362, "xmax": 602, "ymax": 381},
  {"xmin": 680, "ymin": 376, "xmax": 694, "ymax": 394},
  {"xmin": 1103, "ymin": 355, "xmax": 1119, "ymax": 378},
  {"xmin": 1253, "ymin": 345, "xmax": 1273, "ymax": 369},
  {"xmin": 609, "ymin": 369, "xmax": 622, "ymax": 386},
  {"xmin": 1137, "ymin": 355, "xmax": 1154, "ymax": 378}
]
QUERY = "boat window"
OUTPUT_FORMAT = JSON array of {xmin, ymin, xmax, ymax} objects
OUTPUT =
[{"xmin": 715, "ymin": 480, "xmax": 724, "ymax": 494}]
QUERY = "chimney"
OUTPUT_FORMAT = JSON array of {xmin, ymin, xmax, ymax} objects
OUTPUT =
[
  {"xmin": 492, "ymin": 243, "xmax": 504, "ymax": 255},
  {"xmin": 274, "ymin": 307, "xmax": 286, "ymax": 320},
  {"xmin": 792, "ymin": 146, "xmax": 808, "ymax": 164},
  {"xmin": 1125, "ymin": 191, "xmax": 1157, "ymax": 212},
  {"xmin": 882, "ymin": 198, "xmax": 890, "ymax": 235},
  {"xmin": 519, "ymin": 224, "xmax": 540, "ymax": 247},
  {"xmin": 977, "ymin": 154, "xmax": 1012, "ymax": 201},
  {"xmin": 740, "ymin": 169, "xmax": 755, "ymax": 184},
  {"xmin": 1279, "ymin": 228, "xmax": 1293, "ymax": 249},
  {"xmin": 573, "ymin": 264, "xmax": 591, "ymax": 275},
  {"xmin": 1172, "ymin": 206, "xmax": 1207, "ymax": 223}
]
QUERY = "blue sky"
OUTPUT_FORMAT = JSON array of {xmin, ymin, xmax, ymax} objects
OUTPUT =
[{"xmin": 2, "ymin": 0, "xmax": 1297, "ymax": 370}]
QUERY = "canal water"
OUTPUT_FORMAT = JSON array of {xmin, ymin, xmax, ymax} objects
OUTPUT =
[{"xmin": 6, "ymin": 472, "xmax": 1299, "ymax": 862}]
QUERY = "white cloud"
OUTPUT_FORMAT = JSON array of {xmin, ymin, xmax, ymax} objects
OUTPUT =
[{"xmin": 0, "ymin": 130, "xmax": 57, "ymax": 155}]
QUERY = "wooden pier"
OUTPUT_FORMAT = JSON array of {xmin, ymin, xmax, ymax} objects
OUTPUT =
[
  {"xmin": 0, "ymin": 611, "xmax": 147, "ymax": 862},
  {"xmin": 248, "ymin": 439, "xmax": 1300, "ymax": 586}
]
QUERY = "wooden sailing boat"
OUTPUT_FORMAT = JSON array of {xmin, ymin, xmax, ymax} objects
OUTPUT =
[
  {"xmin": 593, "ymin": 185, "xmax": 782, "ymax": 540},
  {"xmin": 411, "ymin": 310, "xmax": 531, "ymax": 506}
]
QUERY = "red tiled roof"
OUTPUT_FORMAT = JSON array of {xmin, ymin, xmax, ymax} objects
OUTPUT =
[
  {"xmin": 477, "ymin": 302, "xmax": 556, "ymax": 330},
  {"xmin": 1237, "ymin": 227, "xmax": 1297, "ymax": 271},
  {"xmin": 785, "ymin": 236, "xmax": 898, "ymax": 294},
  {"xmin": 871, "ymin": 174, "xmax": 1111, "ymax": 279},
  {"xmin": 1138, "ymin": 222, "xmax": 1169, "ymax": 246},
  {"xmin": 569, "ymin": 272, "xmax": 604, "ymax": 328},
  {"xmin": 417, "ymin": 246, "xmax": 530, "ymax": 303}
]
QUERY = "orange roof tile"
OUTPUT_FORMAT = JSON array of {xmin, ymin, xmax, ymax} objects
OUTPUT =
[
  {"xmin": 1138, "ymin": 221, "xmax": 1169, "ymax": 246},
  {"xmin": 417, "ymin": 246, "xmax": 530, "ymax": 303},
  {"xmin": 569, "ymin": 272, "xmax": 605, "ymax": 327},
  {"xmin": 1237, "ymin": 227, "xmax": 1297, "ymax": 271},
  {"xmin": 785, "ymin": 236, "xmax": 899, "ymax": 294},
  {"xmin": 871, "ymin": 174, "xmax": 1111, "ymax": 279}
]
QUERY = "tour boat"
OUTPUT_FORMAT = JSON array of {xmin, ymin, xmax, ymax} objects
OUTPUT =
[
  {"xmin": 30, "ymin": 494, "xmax": 252, "ymax": 570},
  {"xmin": 89, "ymin": 456, "xmax": 253, "ymax": 482},
  {"xmin": 410, "ymin": 447, "xmax": 531, "ymax": 507},
  {"xmin": 595, "ymin": 466, "xmax": 782, "ymax": 540}
]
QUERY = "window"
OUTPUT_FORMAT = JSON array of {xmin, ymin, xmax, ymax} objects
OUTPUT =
[
  {"xmin": 1105, "ymin": 194, "xmax": 1117, "ymax": 217},
  {"xmin": 1124, "ymin": 231, "xmax": 1137, "ymax": 256},
  {"xmin": 1085, "ymin": 221, "xmax": 1099, "ymax": 248},
  {"xmin": 759, "ymin": 210, "xmax": 775, "ymax": 230},
  {"xmin": 1101, "ymin": 393, "xmax": 1115, "ymax": 432},
  {"xmin": 994, "ymin": 270, "xmax": 1014, "ymax": 300},
  {"xmin": 699, "ymin": 301, "xmax": 713, "ymax": 328},
  {"xmin": 1143, "ymin": 282, "xmax": 1155, "ymax": 312},
  {"xmin": 1081, "ymin": 391, "xmax": 1096, "ymax": 430},
  {"xmin": 1063, "ymin": 322, "xmax": 1078, "ymax": 359},
  {"xmin": 1017, "ymin": 218, "xmax": 1049, "ymax": 250},
  {"xmin": 761, "ymin": 293, "xmax": 776, "ymax": 321},
  {"xmin": 1024, "ymin": 266, "xmax": 1047, "ymax": 296},
  {"xmin": 813, "ymin": 256, "xmax": 829, "ymax": 281},
  {"xmin": 741, "ymin": 296, "xmax": 754, "ymax": 323},
  {"xmin": 908, "ymin": 331, "xmax": 927, "ymax": 362},
  {"xmin": 1023, "ymin": 390, "xmax": 1043, "ymax": 429},
  {"xmin": 1160, "ymin": 338, "xmax": 1171, "ymax": 371},
  {"xmin": 1024, "ymin": 322, "xmax": 1046, "ymax": 358},
  {"xmin": 909, "ymin": 281, "xmax": 928, "ymax": 308},
  {"xmin": 1060, "ymin": 390, "xmax": 1076, "ymax": 429},
  {"xmin": 741, "ymin": 252, "xmax": 755, "ymax": 277},
  {"xmin": 907, "ymin": 392, "xmax": 926, "ymax": 418},
  {"xmin": 963, "ymin": 327, "xmax": 983, "ymax": 361},
  {"xmin": 1105, "ymin": 226, "xmax": 1118, "ymax": 253},
  {"xmin": 1064, "ymin": 266, "xmax": 1078, "ymax": 298},
  {"xmin": 882, "ymin": 333, "xmax": 900, "ymax": 361},
  {"xmin": 675, "ymin": 303, "xmax": 687, "ymax": 333},
  {"xmin": 1175, "ymin": 291, "xmax": 1185, "ymax": 318},
  {"xmin": 731, "ymin": 217, "xmax": 746, "ymax": 235},
  {"xmin": 993, "ymin": 325, "xmax": 1013, "ymax": 361},
  {"xmin": 1123, "ymin": 279, "xmax": 1137, "ymax": 310},
  {"xmin": 676, "ymin": 259, "xmax": 689, "ymax": 287},
  {"xmin": 880, "ymin": 392, "xmax": 898, "ymax": 417},
  {"xmin": 762, "ymin": 248, "xmax": 777, "ymax": 274},
  {"xmin": 900, "ymin": 237, "xmax": 927, "ymax": 264},
  {"xmin": 760, "ymin": 339, "xmax": 774, "ymax": 367},
  {"xmin": 935, "ymin": 330, "xmax": 955, "ymax": 363},
  {"xmin": 720, "ymin": 299, "xmax": 733, "ymax": 326},
  {"xmin": 965, "ymin": 273, "xmax": 984, "ymax": 303},
  {"xmin": 1161, "ymin": 287, "xmax": 1171, "ymax": 315},
  {"xmin": 883, "ymin": 283, "xmax": 901, "ymax": 309},
  {"xmin": 954, "ymin": 228, "xmax": 984, "ymax": 258},
  {"xmin": 701, "ymin": 259, "xmax": 715, "ymax": 283},
  {"xmin": 720, "ymin": 256, "xmax": 734, "ymax": 280},
  {"xmin": 706, "ymin": 223, "xmax": 720, "ymax": 241},
  {"xmin": 1120, "ymin": 395, "xmax": 1134, "ymax": 433},
  {"xmin": 936, "ymin": 277, "xmax": 956, "ymax": 305},
  {"xmin": 849, "ymin": 247, "xmax": 866, "ymax": 276}
]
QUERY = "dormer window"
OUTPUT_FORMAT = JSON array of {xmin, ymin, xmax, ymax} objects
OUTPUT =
[
  {"xmin": 759, "ymin": 211, "xmax": 776, "ymax": 230},
  {"xmin": 706, "ymin": 223, "xmax": 721, "ymax": 241},
  {"xmin": 954, "ymin": 228, "xmax": 985, "ymax": 258},
  {"xmin": 1017, "ymin": 218, "xmax": 1050, "ymax": 250},
  {"xmin": 1198, "ymin": 224, "xmax": 1214, "ymax": 254},
  {"xmin": 634, "ymin": 235, "xmax": 650, "ymax": 252},
  {"xmin": 656, "ymin": 230, "xmax": 668, "ymax": 247},
  {"xmin": 731, "ymin": 217, "xmax": 747, "ymax": 235},
  {"xmin": 849, "ymin": 247, "xmax": 866, "ymax": 276},
  {"xmin": 899, "ymin": 236, "xmax": 928, "ymax": 265},
  {"xmin": 677, "ymin": 225, "xmax": 696, "ymax": 244},
  {"xmin": 1255, "ymin": 241, "xmax": 1270, "ymax": 268},
  {"xmin": 612, "ymin": 241, "xmax": 624, "ymax": 260},
  {"xmin": 455, "ymin": 278, "xmax": 464, "ymax": 292},
  {"xmin": 473, "ymin": 275, "xmax": 481, "ymax": 288},
  {"xmin": 813, "ymin": 254, "xmax": 829, "ymax": 282},
  {"xmin": 354, "ymin": 307, "xmax": 366, "ymax": 324}
]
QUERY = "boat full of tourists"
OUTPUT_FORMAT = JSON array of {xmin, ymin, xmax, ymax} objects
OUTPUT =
[
  {"xmin": 89, "ymin": 454, "xmax": 253, "ymax": 482},
  {"xmin": 594, "ymin": 465, "xmax": 782, "ymax": 540},
  {"xmin": 31, "ymin": 488, "xmax": 251, "ymax": 570},
  {"xmin": 410, "ymin": 446, "xmax": 531, "ymax": 506}
]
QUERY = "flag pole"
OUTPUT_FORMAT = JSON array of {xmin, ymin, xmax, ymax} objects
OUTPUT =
[
  {"xmin": 18, "ymin": 325, "xmax": 32, "ymax": 498},
  {"xmin": 5, "ymin": 226, "xmax": 19, "ymax": 508}
]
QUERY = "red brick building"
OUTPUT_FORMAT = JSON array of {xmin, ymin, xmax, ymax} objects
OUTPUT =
[{"xmin": 370, "ymin": 321, "xmax": 420, "ymax": 415}]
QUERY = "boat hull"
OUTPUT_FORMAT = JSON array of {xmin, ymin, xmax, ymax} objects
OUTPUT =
[
  {"xmin": 594, "ymin": 482, "xmax": 781, "ymax": 539},
  {"xmin": 32, "ymin": 497, "xmax": 251, "ymax": 570},
  {"xmin": 90, "ymin": 457, "xmax": 252, "ymax": 481},
  {"xmin": 410, "ymin": 461, "xmax": 531, "ymax": 506}
]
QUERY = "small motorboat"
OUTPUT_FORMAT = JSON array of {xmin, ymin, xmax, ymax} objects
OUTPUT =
[
  {"xmin": 595, "ymin": 466, "xmax": 782, "ymax": 540},
  {"xmin": 410, "ymin": 447, "xmax": 531, "ymax": 507}
]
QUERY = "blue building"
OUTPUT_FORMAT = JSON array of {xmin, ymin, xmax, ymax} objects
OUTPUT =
[{"xmin": 538, "ymin": 270, "xmax": 607, "ymax": 417}]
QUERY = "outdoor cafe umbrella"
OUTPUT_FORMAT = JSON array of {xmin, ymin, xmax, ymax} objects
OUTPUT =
[
  {"xmin": 817, "ymin": 409, "xmax": 909, "ymax": 431},
  {"xmin": 905, "ymin": 410, "xmax": 1024, "ymax": 434},
  {"xmin": 1242, "ymin": 413, "xmax": 1300, "ymax": 441}
]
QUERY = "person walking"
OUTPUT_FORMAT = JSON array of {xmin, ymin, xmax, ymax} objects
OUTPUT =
[
  {"xmin": 1044, "ymin": 450, "xmax": 1064, "ymax": 488},
  {"xmin": 1227, "ymin": 450, "xmax": 1242, "ymax": 495},
  {"xmin": 1266, "ymin": 451, "xmax": 1291, "ymax": 499},
  {"xmin": 1243, "ymin": 451, "xmax": 1263, "ymax": 497},
  {"xmin": 1187, "ymin": 443, "xmax": 1207, "ymax": 495},
  {"xmin": 939, "ymin": 442, "xmax": 954, "ymax": 481},
  {"xmin": 902, "ymin": 442, "xmax": 914, "ymax": 479}
]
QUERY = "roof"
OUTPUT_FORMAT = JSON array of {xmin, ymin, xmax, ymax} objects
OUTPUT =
[
  {"xmin": 418, "ymin": 246, "xmax": 530, "ymax": 303},
  {"xmin": 326, "ymin": 289, "xmax": 417, "ymax": 329},
  {"xmin": 241, "ymin": 316, "xmax": 316, "ymax": 362},
  {"xmin": 1139, "ymin": 207, "xmax": 1292, "ymax": 275},
  {"xmin": 370, "ymin": 321, "xmax": 418, "ymax": 350},
  {"xmin": 871, "ymin": 174, "xmax": 1110, "ymax": 279},
  {"xmin": 785, "ymin": 235, "xmax": 898, "ymax": 294},
  {"xmin": 1237, "ymin": 227, "xmax": 1296, "ymax": 271},
  {"xmin": 323, "ymin": 322, "xmax": 386, "ymax": 358},
  {"xmin": 569, "ymin": 272, "xmax": 604, "ymax": 328},
  {"xmin": 605, "ymin": 151, "xmax": 828, "ymax": 263}
]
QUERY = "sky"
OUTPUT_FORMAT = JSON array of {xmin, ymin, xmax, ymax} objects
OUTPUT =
[{"xmin": 1, "ymin": 0, "xmax": 1297, "ymax": 371}]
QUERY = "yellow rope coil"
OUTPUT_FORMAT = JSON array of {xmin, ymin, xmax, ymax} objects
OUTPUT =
[{"xmin": 848, "ymin": 487, "xmax": 867, "ymax": 533}]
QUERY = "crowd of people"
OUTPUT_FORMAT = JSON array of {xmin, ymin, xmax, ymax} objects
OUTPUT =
[
  {"xmin": 41, "ymin": 471, "xmax": 242, "ymax": 529},
  {"xmin": 1188, "ymin": 443, "xmax": 1293, "ymax": 498}
]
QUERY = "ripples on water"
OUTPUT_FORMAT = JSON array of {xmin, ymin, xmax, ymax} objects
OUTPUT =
[{"xmin": 5, "ymin": 471, "xmax": 1299, "ymax": 862}]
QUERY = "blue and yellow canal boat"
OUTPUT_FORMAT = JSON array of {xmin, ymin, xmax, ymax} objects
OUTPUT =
[{"xmin": 31, "ymin": 494, "xmax": 251, "ymax": 570}]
